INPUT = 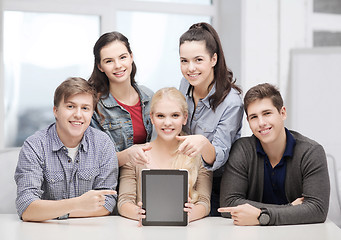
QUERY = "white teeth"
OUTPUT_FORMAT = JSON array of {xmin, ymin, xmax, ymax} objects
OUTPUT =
[
  {"xmin": 163, "ymin": 129, "xmax": 173, "ymax": 133},
  {"xmin": 260, "ymin": 128, "xmax": 270, "ymax": 134},
  {"xmin": 72, "ymin": 122, "xmax": 82, "ymax": 125},
  {"xmin": 114, "ymin": 70, "xmax": 125, "ymax": 75}
]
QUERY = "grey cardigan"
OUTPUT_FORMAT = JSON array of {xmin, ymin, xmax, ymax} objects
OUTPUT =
[{"xmin": 220, "ymin": 130, "xmax": 330, "ymax": 225}]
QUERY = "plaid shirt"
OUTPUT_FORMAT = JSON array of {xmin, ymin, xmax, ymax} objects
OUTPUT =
[{"xmin": 14, "ymin": 123, "xmax": 118, "ymax": 218}]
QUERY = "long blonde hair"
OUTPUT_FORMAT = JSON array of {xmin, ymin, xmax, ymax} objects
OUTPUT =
[
  {"xmin": 172, "ymin": 147, "xmax": 201, "ymax": 203},
  {"xmin": 151, "ymin": 87, "xmax": 201, "ymax": 203}
]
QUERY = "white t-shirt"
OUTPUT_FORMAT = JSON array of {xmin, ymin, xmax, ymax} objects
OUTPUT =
[{"xmin": 67, "ymin": 144, "xmax": 79, "ymax": 162}]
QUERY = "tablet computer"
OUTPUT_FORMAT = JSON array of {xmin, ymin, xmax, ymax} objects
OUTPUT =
[{"xmin": 141, "ymin": 169, "xmax": 188, "ymax": 226}]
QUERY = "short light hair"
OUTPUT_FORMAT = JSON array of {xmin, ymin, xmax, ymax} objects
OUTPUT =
[
  {"xmin": 54, "ymin": 77, "xmax": 98, "ymax": 108},
  {"xmin": 244, "ymin": 83, "xmax": 283, "ymax": 116}
]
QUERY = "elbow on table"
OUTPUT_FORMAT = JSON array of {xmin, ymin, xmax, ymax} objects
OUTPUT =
[
  {"xmin": 317, "ymin": 209, "xmax": 328, "ymax": 223},
  {"xmin": 21, "ymin": 212, "xmax": 43, "ymax": 222},
  {"xmin": 308, "ymin": 202, "xmax": 329, "ymax": 224}
]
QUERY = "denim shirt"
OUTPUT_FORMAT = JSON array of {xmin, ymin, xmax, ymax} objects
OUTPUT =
[
  {"xmin": 91, "ymin": 84, "xmax": 153, "ymax": 152},
  {"xmin": 179, "ymin": 78, "xmax": 243, "ymax": 176}
]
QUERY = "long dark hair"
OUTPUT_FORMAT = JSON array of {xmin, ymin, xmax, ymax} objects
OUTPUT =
[
  {"xmin": 88, "ymin": 31, "xmax": 137, "ymax": 99},
  {"xmin": 179, "ymin": 22, "xmax": 241, "ymax": 111}
]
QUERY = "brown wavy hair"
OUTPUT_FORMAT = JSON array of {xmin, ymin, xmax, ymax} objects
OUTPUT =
[{"xmin": 88, "ymin": 31, "xmax": 137, "ymax": 99}]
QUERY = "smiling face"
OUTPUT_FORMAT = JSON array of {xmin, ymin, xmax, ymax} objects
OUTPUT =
[
  {"xmin": 150, "ymin": 97, "xmax": 188, "ymax": 142},
  {"xmin": 247, "ymin": 98, "xmax": 287, "ymax": 148},
  {"xmin": 53, "ymin": 93, "xmax": 94, "ymax": 147},
  {"xmin": 179, "ymin": 40, "xmax": 217, "ymax": 90},
  {"xmin": 97, "ymin": 40, "xmax": 134, "ymax": 85}
]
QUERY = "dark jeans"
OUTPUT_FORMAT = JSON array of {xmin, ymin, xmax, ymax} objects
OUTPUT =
[{"xmin": 209, "ymin": 176, "xmax": 222, "ymax": 216}]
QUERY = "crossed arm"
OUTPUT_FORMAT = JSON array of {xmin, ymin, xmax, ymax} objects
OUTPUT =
[
  {"xmin": 219, "ymin": 138, "xmax": 330, "ymax": 226},
  {"xmin": 22, "ymin": 189, "xmax": 116, "ymax": 222},
  {"xmin": 218, "ymin": 198, "xmax": 304, "ymax": 226}
]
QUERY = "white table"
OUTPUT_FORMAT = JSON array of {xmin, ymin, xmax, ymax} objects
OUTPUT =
[{"xmin": 0, "ymin": 214, "xmax": 341, "ymax": 240}]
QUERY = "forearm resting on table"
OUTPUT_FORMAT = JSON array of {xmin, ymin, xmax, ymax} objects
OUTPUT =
[
  {"xmin": 22, "ymin": 198, "xmax": 110, "ymax": 222},
  {"xmin": 188, "ymin": 203, "xmax": 207, "ymax": 222},
  {"xmin": 118, "ymin": 202, "xmax": 141, "ymax": 221},
  {"xmin": 69, "ymin": 207, "xmax": 110, "ymax": 218}
]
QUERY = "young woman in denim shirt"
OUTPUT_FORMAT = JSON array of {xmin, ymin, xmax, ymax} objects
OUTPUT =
[
  {"xmin": 177, "ymin": 22, "xmax": 244, "ymax": 215},
  {"xmin": 89, "ymin": 32, "xmax": 153, "ymax": 167}
]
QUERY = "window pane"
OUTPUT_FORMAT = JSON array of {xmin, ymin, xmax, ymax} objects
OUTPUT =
[
  {"xmin": 314, "ymin": 0, "xmax": 341, "ymax": 14},
  {"xmin": 116, "ymin": 11, "xmax": 211, "ymax": 92},
  {"xmin": 4, "ymin": 11, "xmax": 100, "ymax": 147},
  {"xmin": 132, "ymin": 0, "xmax": 212, "ymax": 5},
  {"xmin": 314, "ymin": 31, "xmax": 341, "ymax": 46}
]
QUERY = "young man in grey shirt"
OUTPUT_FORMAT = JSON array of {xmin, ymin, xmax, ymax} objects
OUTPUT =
[{"xmin": 218, "ymin": 83, "xmax": 330, "ymax": 226}]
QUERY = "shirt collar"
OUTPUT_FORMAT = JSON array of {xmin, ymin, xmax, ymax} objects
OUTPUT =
[
  {"xmin": 101, "ymin": 92, "xmax": 119, "ymax": 108},
  {"xmin": 100, "ymin": 83, "xmax": 148, "ymax": 108},
  {"xmin": 50, "ymin": 123, "xmax": 89, "ymax": 152},
  {"xmin": 256, "ymin": 128, "xmax": 296, "ymax": 158},
  {"xmin": 186, "ymin": 82, "xmax": 216, "ymax": 109}
]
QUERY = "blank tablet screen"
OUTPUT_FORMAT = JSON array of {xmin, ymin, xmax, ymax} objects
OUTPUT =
[{"xmin": 142, "ymin": 169, "xmax": 188, "ymax": 226}]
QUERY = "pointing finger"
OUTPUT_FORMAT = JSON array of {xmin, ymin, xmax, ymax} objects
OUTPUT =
[
  {"xmin": 217, "ymin": 207, "xmax": 233, "ymax": 213},
  {"xmin": 176, "ymin": 135, "xmax": 187, "ymax": 141},
  {"xmin": 142, "ymin": 143, "xmax": 152, "ymax": 152}
]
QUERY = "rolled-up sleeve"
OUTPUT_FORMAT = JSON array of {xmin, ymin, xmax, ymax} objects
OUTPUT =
[
  {"xmin": 195, "ymin": 164, "xmax": 213, "ymax": 215},
  {"xmin": 14, "ymin": 141, "xmax": 44, "ymax": 218},
  {"xmin": 179, "ymin": 78, "xmax": 244, "ymax": 173},
  {"xmin": 96, "ymin": 139, "xmax": 118, "ymax": 213},
  {"xmin": 117, "ymin": 162, "xmax": 139, "ymax": 212},
  {"xmin": 204, "ymin": 100, "xmax": 244, "ymax": 171}
]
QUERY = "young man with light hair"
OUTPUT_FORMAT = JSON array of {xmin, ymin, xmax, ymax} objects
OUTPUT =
[{"xmin": 15, "ymin": 77, "xmax": 118, "ymax": 222}]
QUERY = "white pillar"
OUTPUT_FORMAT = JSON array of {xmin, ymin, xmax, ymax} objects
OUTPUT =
[
  {"xmin": 0, "ymin": 0, "xmax": 4, "ymax": 148},
  {"xmin": 217, "ymin": 0, "xmax": 309, "ymax": 136}
]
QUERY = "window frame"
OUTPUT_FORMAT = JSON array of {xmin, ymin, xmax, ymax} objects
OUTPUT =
[
  {"xmin": 0, "ymin": 0, "xmax": 218, "ymax": 148},
  {"xmin": 308, "ymin": 0, "xmax": 341, "ymax": 46}
]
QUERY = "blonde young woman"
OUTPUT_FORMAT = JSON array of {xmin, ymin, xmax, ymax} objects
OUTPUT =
[{"xmin": 118, "ymin": 87, "xmax": 212, "ymax": 225}]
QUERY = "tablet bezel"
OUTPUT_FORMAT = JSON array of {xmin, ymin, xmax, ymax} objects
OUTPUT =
[{"xmin": 141, "ymin": 169, "xmax": 188, "ymax": 226}]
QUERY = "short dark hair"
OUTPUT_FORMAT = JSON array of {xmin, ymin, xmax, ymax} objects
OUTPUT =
[
  {"xmin": 244, "ymin": 83, "xmax": 283, "ymax": 116},
  {"xmin": 54, "ymin": 77, "xmax": 98, "ymax": 108}
]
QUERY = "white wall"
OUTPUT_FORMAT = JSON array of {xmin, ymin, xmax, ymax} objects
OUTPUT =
[
  {"xmin": 218, "ymin": 0, "xmax": 310, "ymax": 136},
  {"xmin": 0, "ymin": 0, "xmax": 4, "ymax": 148},
  {"xmin": 217, "ymin": 0, "xmax": 243, "ymax": 85},
  {"xmin": 288, "ymin": 48, "xmax": 341, "ymax": 161}
]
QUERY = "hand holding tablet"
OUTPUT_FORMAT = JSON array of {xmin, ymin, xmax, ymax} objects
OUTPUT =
[{"xmin": 141, "ymin": 169, "xmax": 188, "ymax": 226}]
